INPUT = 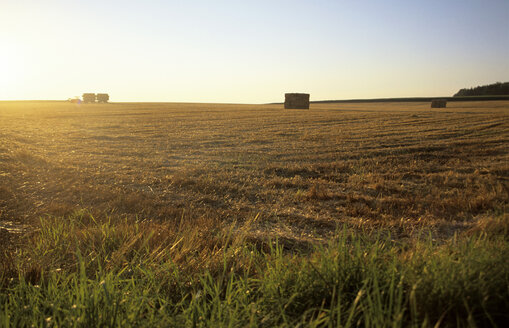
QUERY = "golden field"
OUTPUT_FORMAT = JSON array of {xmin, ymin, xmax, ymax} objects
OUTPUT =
[
  {"xmin": 0, "ymin": 101, "xmax": 508, "ymax": 247},
  {"xmin": 1, "ymin": 100, "xmax": 508, "ymax": 326}
]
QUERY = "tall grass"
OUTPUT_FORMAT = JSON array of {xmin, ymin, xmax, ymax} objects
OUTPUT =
[{"xmin": 1, "ymin": 211, "xmax": 508, "ymax": 327}]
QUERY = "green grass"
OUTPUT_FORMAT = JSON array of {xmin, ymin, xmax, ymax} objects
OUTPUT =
[{"xmin": 1, "ymin": 211, "xmax": 508, "ymax": 327}]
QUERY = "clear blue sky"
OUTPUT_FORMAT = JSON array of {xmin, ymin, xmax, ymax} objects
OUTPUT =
[{"xmin": 1, "ymin": 0, "xmax": 508, "ymax": 103}]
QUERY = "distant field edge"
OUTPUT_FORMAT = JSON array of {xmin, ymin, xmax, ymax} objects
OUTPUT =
[
  {"xmin": 306, "ymin": 95, "xmax": 509, "ymax": 104},
  {"xmin": 2, "ymin": 95, "xmax": 509, "ymax": 105}
]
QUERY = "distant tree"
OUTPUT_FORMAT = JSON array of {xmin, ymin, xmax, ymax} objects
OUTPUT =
[{"xmin": 454, "ymin": 82, "xmax": 509, "ymax": 96}]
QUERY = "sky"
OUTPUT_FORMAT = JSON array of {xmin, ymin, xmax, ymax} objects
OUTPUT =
[{"xmin": 1, "ymin": 0, "xmax": 508, "ymax": 103}]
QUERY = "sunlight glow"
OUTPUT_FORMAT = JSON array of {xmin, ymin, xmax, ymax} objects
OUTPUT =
[{"xmin": 0, "ymin": 46, "xmax": 23, "ymax": 94}]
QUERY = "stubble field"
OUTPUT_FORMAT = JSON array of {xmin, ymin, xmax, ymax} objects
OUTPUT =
[{"xmin": 0, "ymin": 101, "xmax": 508, "ymax": 326}]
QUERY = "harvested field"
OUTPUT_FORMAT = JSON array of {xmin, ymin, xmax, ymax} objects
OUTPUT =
[
  {"xmin": 1, "ymin": 101, "xmax": 508, "ymax": 326},
  {"xmin": 0, "ymin": 101, "xmax": 508, "ymax": 244}
]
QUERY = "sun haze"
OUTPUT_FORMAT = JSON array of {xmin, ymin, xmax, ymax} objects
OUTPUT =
[{"xmin": 1, "ymin": 0, "xmax": 508, "ymax": 103}]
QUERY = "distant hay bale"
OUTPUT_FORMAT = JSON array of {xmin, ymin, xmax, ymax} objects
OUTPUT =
[
  {"xmin": 82, "ymin": 93, "xmax": 96, "ymax": 103},
  {"xmin": 97, "ymin": 93, "xmax": 109, "ymax": 103},
  {"xmin": 431, "ymin": 99, "xmax": 447, "ymax": 108},
  {"xmin": 284, "ymin": 93, "xmax": 310, "ymax": 109}
]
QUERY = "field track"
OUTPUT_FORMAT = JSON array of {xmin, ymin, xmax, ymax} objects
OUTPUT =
[{"xmin": 1, "ymin": 101, "xmax": 508, "ymax": 247}]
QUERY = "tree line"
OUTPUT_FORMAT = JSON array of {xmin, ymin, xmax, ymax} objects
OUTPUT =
[{"xmin": 454, "ymin": 82, "xmax": 509, "ymax": 96}]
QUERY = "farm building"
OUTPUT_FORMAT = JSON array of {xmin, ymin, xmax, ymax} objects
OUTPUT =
[
  {"xmin": 431, "ymin": 99, "xmax": 447, "ymax": 108},
  {"xmin": 97, "ymin": 93, "xmax": 110, "ymax": 103},
  {"xmin": 82, "ymin": 93, "xmax": 96, "ymax": 103},
  {"xmin": 284, "ymin": 93, "xmax": 310, "ymax": 109}
]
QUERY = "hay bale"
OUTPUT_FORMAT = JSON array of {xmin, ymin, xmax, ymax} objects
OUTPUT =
[
  {"xmin": 82, "ymin": 93, "xmax": 96, "ymax": 103},
  {"xmin": 96, "ymin": 93, "xmax": 109, "ymax": 103},
  {"xmin": 284, "ymin": 93, "xmax": 310, "ymax": 109},
  {"xmin": 431, "ymin": 99, "xmax": 447, "ymax": 108}
]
